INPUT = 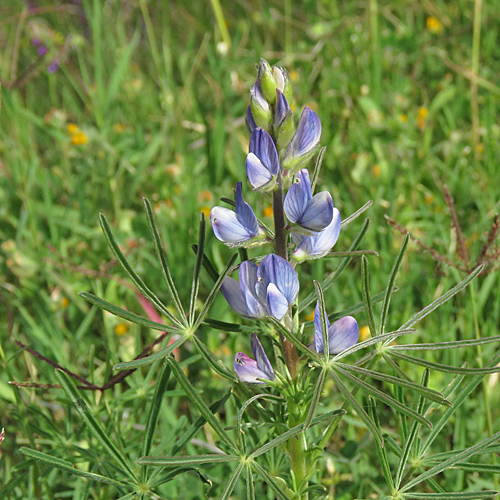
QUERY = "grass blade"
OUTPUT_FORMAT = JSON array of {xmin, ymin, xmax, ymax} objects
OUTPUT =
[
  {"xmin": 379, "ymin": 234, "xmax": 409, "ymax": 335},
  {"xmin": 99, "ymin": 213, "xmax": 182, "ymax": 328},
  {"xmin": 20, "ymin": 447, "xmax": 128, "ymax": 487},
  {"xmin": 55, "ymin": 370, "xmax": 138, "ymax": 482},
  {"xmin": 402, "ymin": 492, "xmax": 498, "ymax": 499},
  {"xmin": 167, "ymin": 356, "xmax": 237, "ymax": 452},
  {"xmin": 144, "ymin": 198, "xmax": 187, "ymax": 324}
]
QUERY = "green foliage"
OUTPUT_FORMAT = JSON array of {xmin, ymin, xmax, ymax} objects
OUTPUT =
[{"xmin": 1, "ymin": 0, "xmax": 500, "ymax": 499}]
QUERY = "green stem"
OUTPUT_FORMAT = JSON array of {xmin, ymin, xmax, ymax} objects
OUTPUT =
[
  {"xmin": 287, "ymin": 400, "xmax": 309, "ymax": 499},
  {"xmin": 208, "ymin": 0, "xmax": 232, "ymax": 49},
  {"xmin": 469, "ymin": 281, "xmax": 498, "ymax": 498}
]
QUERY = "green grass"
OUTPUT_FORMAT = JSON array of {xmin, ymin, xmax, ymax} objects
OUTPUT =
[{"xmin": 1, "ymin": 0, "xmax": 499, "ymax": 498}]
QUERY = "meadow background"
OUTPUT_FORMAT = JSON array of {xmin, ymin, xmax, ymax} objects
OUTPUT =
[{"xmin": 1, "ymin": 0, "xmax": 499, "ymax": 498}]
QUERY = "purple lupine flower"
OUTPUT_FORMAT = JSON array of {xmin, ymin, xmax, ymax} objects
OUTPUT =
[
  {"xmin": 274, "ymin": 90, "xmax": 294, "ymax": 149},
  {"xmin": 284, "ymin": 169, "xmax": 333, "ymax": 233},
  {"xmin": 282, "ymin": 107, "xmax": 322, "ymax": 171},
  {"xmin": 234, "ymin": 333, "xmax": 275, "ymax": 384},
  {"xmin": 48, "ymin": 59, "xmax": 59, "ymax": 73},
  {"xmin": 246, "ymin": 128, "xmax": 280, "ymax": 191},
  {"xmin": 211, "ymin": 183, "xmax": 263, "ymax": 247},
  {"xmin": 275, "ymin": 90, "xmax": 292, "ymax": 130},
  {"xmin": 292, "ymin": 208, "xmax": 341, "ymax": 262},
  {"xmin": 314, "ymin": 302, "xmax": 359, "ymax": 355},
  {"xmin": 221, "ymin": 254, "xmax": 299, "ymax": 320}
]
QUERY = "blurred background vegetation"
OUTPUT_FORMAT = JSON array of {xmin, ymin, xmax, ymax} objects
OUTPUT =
[{"xmin": 1, "ymin": 0, "xmax": 499, "ymax": 498}]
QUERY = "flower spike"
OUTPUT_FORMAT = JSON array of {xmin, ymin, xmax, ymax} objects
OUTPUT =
[
  {"xmin": 246, "ymin": 128, "xmax": 280, "ymax": 191},
  {"xmin": 211, "ymin": 183, "xmax": 264, "ymax": 248},
  {"xmin": 284, "ymin": 169, "xmax": 334, "ymax": 233},
  {"xmin": 234, "ymin": 334, "xmax": 275, "ymax": 384},
  {"xmin": 314, "ymin": 302, "xmax": 359, "ymax": 355}
]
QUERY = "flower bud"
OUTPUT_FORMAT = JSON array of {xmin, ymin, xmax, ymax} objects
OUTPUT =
[
  {"xmin": 250, "ymin": 83, "xmax": 272, "ymax": 130},
  {"xmin": 272, "ymin": 66, "xmax": 293, "ymax": 103},
  {"xmin": 258, "ymin": 59, "xmax": 278, "ymax": 104},
  {"xmin": 274, "ymin": 90, "xmax": 294, "ymax": 150}
]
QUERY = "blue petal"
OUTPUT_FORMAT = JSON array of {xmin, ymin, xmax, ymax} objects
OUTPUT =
[
  {"xmin": 292, "ymin": 208, "xmax": 341, "ymax": 261},
  {"xmin": 314, "ymin": 302, "xmax": 330, "ymax": 354},
  {"xmin": 266, "ymin": 283, "xmax": 289, "ymax": 320},
  {"xmin": 251, "ymin": 334, "xmax": 275, "ymax": 380},
  {"xmin": 249, "ymin": 128, "xmax": 279, "ymax": 176},
  {"xmin": 299, "ymin": 191, "xmax": 333, "ymax": 231},
  {"xmin": 257, "ymin": 254, "xmax": 299, "ymax": 305},
  {"xmin": 275, "ymin": 89, "xmax": 292, "ymax": 127},
  {"xmin": 245, "ymin": 106, "xmax": 257, "ymax": 134},
  {"xmin": 250, "ymin": 83, "xmax": 269, "ymax": 111},
  {"xmin": 235, "ymin": 183, "xmax": 259, "ymax": 236},
  {"xmin": 246, "ymin": 153, "xmax": 273, "ymax": 190},
  {"xmin": 221, "ymin": 277, "xmax": 252, "ymax": 317},
  {"xmin": 295, "ymin": 107, "xmax": 322, "ymax": 157},
  {"xmin": 239, "ymin": 261, "xmax": 266, "ymax": 318},
  {"xmin": 283, "ymin": 170, "xmax": 311, "ymax": 224},
  {"xmin": 234, "ymin": 353, "xmax": 271, "ymax": 384},
  {"xmin": 328, "ymin": 316, "xmax": 359, "ymax": 354},
  {"xmin": 211, "ymin": 206, "xmax": 256, "ymax": 244}
]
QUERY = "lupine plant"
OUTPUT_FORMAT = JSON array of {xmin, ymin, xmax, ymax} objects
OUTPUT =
[{"xmin": 19, "ymin": 59, "xmax": 500, "ymax": 499}]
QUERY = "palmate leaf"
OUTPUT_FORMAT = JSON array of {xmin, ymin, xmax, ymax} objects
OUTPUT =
[
  {"xmin": 251, "ymin": 461, "xmax": 293, "ymax": 500},
  {"xmin": 219, "ymin": 462, "xmax": 245, "ymax": 500},
  {"xmin": 137, "ymin": 455, "xmax": 238, "ymax": 466}
]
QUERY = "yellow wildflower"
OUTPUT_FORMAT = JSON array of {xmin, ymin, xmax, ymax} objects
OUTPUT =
[
  {"xmin": 426, "ymin": 16, "xmax": 443, "ymax": 34},
  {"xmin": 115, "ymin": 323, "xmax": 129, "ymax": 336},
  {"xmin": 373, "ymin": 164, "xmax": 381, "ymax": 178},
  {"xmin": 424, "ymin": 193, "xmax": 434, "ymax": 205},
  {"xmin": 198, "ymin": 190, "xmax": 213, "ymax": 203},
  {"xmin": 71, "ymin": 131, "xmax": 88, "ymax": 145},
  {"xmin": 399, "ymin": 114, "xmax": 408, "ymax": 123},
  {"xmin": 200, "ymin": 206, "xmax": 211, "ymax": 219},
  {"xmin": 61, "ymin": 297, "xmax": 69, "ymax": 308},
  {"xmin": 113, "ymin": 123, "xmax": 125, "ymax": 133},
  {"xmin": 67, "ymin": 123, "xmax": 79, "ymax": 134},
  {"xmin": 263, "ymin": 205, "xmax": 273, "ymax": 218},
  {"xmin": 417, "ymin": 107, "xmax": 428, "ymax": 130},
  {"xmin": 304, "ymin": 309, "xmax": 315, "ymax": 322},
  {"xmin": 359, "ymin": 326, "xmax": 371, "ymax": 342}
]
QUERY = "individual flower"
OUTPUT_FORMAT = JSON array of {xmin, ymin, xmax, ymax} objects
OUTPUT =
[
  {"xmin": 284, "ymin": 169, "xmax": 333, "ymax": 233},
  {"xmin": 314, "ymin": 302, "xmax": 359, "ymax": 355},
  {"xmin": 291, "ymin": 209, "xmax": 341, "ymax": 262},
  {"xmin": 221, "ymin": 254, "xmax": 299, "ymax": 320},
  {"xmin": 211, "ymin": 183, "xmax": 264, "ymax": 247},
  {"xmin": 234, "ymin": 333, "xmax": 275, "ymax": 384},
  {"xmin": 282, "ymin": 106, "xmax": 322, "ymax": 171},
  {"xmin": 246, "ymin": 128, "xmax": 280, "ymax": 191}
]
